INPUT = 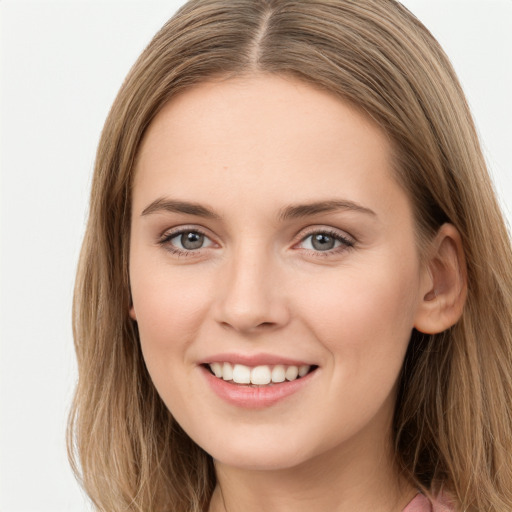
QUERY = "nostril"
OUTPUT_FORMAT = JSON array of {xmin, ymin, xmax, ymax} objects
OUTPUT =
[
  {"xmin": 218, "ymin": 320, "xmax": 278, "ymax": 332},
  {"xmin": 257, "ymin": 321, "xmax": 276, "ymax": 328},
  {"xmin": 213, "ymin": 282, "xmax": 291, "ymax": 333}
]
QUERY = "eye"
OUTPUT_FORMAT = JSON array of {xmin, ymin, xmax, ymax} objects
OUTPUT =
[
  {"xmin": 298, "ymin": 230, "xmax": 354, "ymax": 253},
  {"xmin": 160, "ymin": 229, "xmax": 215, "ymax": 253}
]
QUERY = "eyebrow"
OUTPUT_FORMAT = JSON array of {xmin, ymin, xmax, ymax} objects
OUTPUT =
[
  {"xmin": 141, "ymin": 198, "xmax": 220, "ymax": 219},
  {"xmin": 141, "ymin": 197, "xmax": 376, "ymax": 220},
  {"xmin": 278, "ymin": 200, "xmax": 376, "ymax": 221}
]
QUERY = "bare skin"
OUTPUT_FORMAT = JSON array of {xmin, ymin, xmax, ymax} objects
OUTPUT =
[{"xmin": 129, "ymin": 74, "xmax": 465, "ymax": 512}]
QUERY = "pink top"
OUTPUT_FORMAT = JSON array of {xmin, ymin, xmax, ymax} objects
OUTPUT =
[{"xmin": 403, "ymin": 493, "xmax": 453, "ymax": 512}]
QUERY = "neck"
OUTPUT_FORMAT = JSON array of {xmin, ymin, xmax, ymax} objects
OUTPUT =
[{"xmin": 208, "ymin": 427, "xmax": 416, "ymax": 512}]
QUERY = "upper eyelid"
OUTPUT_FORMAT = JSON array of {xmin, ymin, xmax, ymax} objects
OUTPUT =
[
  {"xmin": 294, "ymin": 225, "xmax": 355, "ymax": 242},
  {"xmin": 159, "ymin": 225, "xmax": 212, "ymax": 240},
  {"xmin": 157, "ymin": 224, "xmax": 355, "ymax": 248},
  {"xmin": 158, "ymin": 227, "xmax": 217, "ymax": 252},
  {"xmin": 158, "ymin": 227, "xmax": 216, "ymax": 256}
]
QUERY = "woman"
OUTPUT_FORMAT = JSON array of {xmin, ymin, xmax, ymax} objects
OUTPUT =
[{"xmin": 68, "ymin": 1, "xmax": 512, "ymax": 511}]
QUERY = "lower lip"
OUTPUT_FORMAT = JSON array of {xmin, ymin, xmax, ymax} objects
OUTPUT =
[{"xmin": 201, "ymin": 366, "xmax": 317, "ymax": 409}]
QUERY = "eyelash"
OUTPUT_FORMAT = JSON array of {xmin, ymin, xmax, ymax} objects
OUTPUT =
[
  {"xmin": 158, "ymin": 227, "xmax": 355, "ymax": 257},
  {"xmin": 158, "ymin": 227, "xmax": 213, "ymax": 257},
  {"xmin": 296, "ymin": 229, "xmax": 355, "ymax": 256}
]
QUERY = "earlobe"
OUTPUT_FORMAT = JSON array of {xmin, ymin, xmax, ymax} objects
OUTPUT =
[
  {"xmin": 129, "ymin": 305, "xmax": 137, "ymax": 321},
  {"xmin": 414, "ymin": 223, "xmax": 467, "ymax": 335}
]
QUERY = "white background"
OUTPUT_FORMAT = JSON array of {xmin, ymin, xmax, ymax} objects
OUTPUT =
[{"xmin": 0, "ymin": 1, "xmax": 511, "ymax": 511}]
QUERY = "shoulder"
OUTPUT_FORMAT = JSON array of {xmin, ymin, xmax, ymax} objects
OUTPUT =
[{"xmin": 403, "ymin": 493, "xmax": 455, "ymax": 512}]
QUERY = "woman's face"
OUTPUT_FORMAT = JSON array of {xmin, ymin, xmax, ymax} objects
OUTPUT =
[{"xmin": 129, "ymin": 75, "xmax": 429, "ymax": 470}]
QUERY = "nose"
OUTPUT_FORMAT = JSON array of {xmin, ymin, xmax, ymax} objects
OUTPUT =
[{"xmin": 213, "ymin": 244, "xmax": 291, "ymax": 334}]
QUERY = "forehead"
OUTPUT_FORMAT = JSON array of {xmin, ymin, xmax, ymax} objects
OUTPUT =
[{"xmin": 133, "ymin": 74, "xmax": 405, "ymax": 220}]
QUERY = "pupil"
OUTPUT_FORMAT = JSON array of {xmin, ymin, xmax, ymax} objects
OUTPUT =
[
  {"xmin": 312, "ymin": 233, "xmax": 335, "ymax": 251},
  {"xmin": 181, "ymin": 232, "xmax": 204, "ymax": 250}
]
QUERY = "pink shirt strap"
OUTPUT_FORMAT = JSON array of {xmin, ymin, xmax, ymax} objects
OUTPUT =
[{"xmin": 403, "ymin": 493, "xmax": 454, "ymax": 512}]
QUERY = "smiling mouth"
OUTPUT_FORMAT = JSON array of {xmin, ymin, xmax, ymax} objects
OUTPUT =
[{"xmin": 204, "ymin": 362, "xmax": 318, "ymax": 386}]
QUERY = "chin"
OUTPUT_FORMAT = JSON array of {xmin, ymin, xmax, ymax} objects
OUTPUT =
[
  {"xmin": 212, "ymin": 450, "xmax": 309, "ymax": 472},
  {"xmin": 197, "ymin": 430, "xmax": 319, "ymax": 472}
]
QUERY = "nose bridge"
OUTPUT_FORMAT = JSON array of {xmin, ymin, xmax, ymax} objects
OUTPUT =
[{"xmin": 215, "ymin": 237, "xmax": 289, "ymax": 332}]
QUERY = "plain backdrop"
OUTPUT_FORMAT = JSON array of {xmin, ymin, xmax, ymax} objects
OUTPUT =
[{"xmin": 0, "ymin": 1, "xmax": 511, "ymax": 511}]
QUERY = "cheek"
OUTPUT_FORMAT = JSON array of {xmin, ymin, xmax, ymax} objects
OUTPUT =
[
  {"xmin": 292, "ymin": 255, "xmax": 421, "ymax": 366},
  {"xmin": 129, "ymin": 266, "xmax": 216, "ymax": 418},
  {"xmin": 129, "ymin": 262, "xmax": 213, "ymax": 363}
]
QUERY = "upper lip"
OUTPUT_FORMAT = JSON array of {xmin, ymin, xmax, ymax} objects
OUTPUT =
[{"xmin": 200, "ymin": 352, "xmax": 316, "ymax": 367}]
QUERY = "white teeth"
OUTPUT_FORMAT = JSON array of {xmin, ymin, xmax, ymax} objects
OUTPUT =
[
  {"xmin": 285, "ymin": 365, "xmax": 299, "ymax": 381},
  {"xmin": 233, "ymin": 364, "xmax": 251, "ymax": 384},
  {"xmin": 271, "ymin": 365, "xmax": 286, "ymax": 383},
  {"xmin": 210, "ymin": 362, "xmax": 223, "ymax": 378},
  {"xmin": 208, "ymin": 362, "xmax": 313, "ymax": 385},
  {"xmin": 298, "ymin": 365, "xmax": 310, "ymax": 377},
  {"xmin": 222, "ymin": 362, "xmax": 233, "ymax": 381},
  {"xmin": 251, "ymin": 365, "xmax": 272, "ymax": 385}
]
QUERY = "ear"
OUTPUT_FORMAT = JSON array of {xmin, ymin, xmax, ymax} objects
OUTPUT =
[
  {"xmin": 129, "ymin": 304, "xmax": 137, "ymax": 321},
  {"xmin": 414, "ymin": 223, "xmax": 467, "ymax": 334}
]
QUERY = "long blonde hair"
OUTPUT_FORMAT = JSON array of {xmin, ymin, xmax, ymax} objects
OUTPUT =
[{"xmin": 68, "ymin": 1, "xmax": 512, "ymax": 510}]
